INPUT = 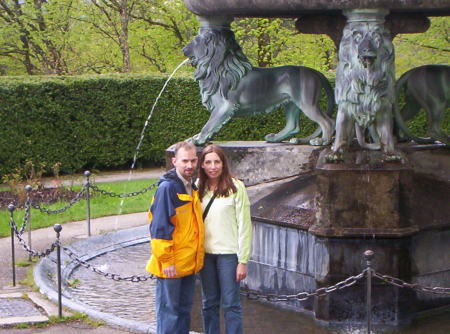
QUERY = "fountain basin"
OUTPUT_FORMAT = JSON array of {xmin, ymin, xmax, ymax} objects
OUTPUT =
[
  {"xmin": 34, "ymin": 226, "xmax": 158, "ymax": 334},
  {"xmin": 34, "ymin": 223, "xmax": 450, "ymax": 333},
  {"xmin": 184, "ymin": 0, "xmax": 450, "ymax": 17}
]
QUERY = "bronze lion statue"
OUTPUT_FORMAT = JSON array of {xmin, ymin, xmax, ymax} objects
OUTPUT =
[
  {"xmin": 330, "ymin": 10, "xmax": 399, "ymax": 161},
  {"xmin": 394, "ymin": 64, "xmax": 449, "ymax": 145},
  {"xmin": 183, "ymin": 21, "xmax": 335, "ymax": 146}
]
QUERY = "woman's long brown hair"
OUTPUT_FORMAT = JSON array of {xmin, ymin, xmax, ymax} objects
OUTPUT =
[{"xmin": 198, "ymin": 144, "xmax": 237, "ymax": 199}]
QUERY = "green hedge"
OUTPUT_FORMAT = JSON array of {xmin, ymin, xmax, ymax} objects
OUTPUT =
[
  {"xmin": 0, "ymin": 74, "xmax": 446, "ymax": 178},
  {"xmin": 0, "ymin": 74, "xmax": 323, "ymax": 177}
]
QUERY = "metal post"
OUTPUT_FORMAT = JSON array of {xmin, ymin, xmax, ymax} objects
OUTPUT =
[
  {"xmin": 8, "ymin": 204, "xmax": 16, "ymax": 287},
  {"xmin": 54, "ymin": 224, "xmax": 63, "ymax": 318},
  {"xmin": 84, "ymin": 171, "xmax": 91, "ymax": 237},
  {"xmin": 364, "ymin": 250, "xmax": 374, "ymax": 334},
  {"xmin": 25, "ymin": 185, "xmax": 32, "ymax": 262}
]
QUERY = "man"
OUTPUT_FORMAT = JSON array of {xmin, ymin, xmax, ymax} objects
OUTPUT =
[{"xmin": 146, "ymin": 141, "xmax": 204, "ymax": 334}]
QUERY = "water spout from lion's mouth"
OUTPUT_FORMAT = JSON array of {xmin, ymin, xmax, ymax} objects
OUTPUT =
[{"xmin": 186, "ymin": 57, "xmax": 197, "ymax": 67}]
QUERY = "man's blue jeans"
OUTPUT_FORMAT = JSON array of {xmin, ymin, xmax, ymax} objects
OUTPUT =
[
  {"xmin": 156, "ymin": 274, "xmax": 196, "ymax": 334},
  {"xmin": 200, "ymin": 253, "xmax": 243, "ymax": 334}
]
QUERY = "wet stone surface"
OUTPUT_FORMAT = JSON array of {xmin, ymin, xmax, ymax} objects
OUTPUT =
[
  {"xmin": 66, "ymin": 243, "xmax": 155, "ymax": 323},
  {"xmin": 0, "ymin": 298, "xmax": 42, "ymax": 317}
]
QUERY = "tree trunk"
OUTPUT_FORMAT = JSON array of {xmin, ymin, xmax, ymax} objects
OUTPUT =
[
  {"xmin": 257, "ymin": 19, "xmax": 273, "ymax": 67},
  {"xmin": 119, "ymin": 0, "xmax": 131, "ymax": 72}
]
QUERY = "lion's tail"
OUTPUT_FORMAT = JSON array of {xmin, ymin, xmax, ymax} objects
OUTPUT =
[
  {"xmin": 355, "ymin": 124, "xmax": 381, "ymax": 150},
  {"xmin": 321, "ymin": 74, "xmax": 335, "ymax": 119},
  {"xmin": 394, "ymin": 70, "xmax": 435, "ymax": 144},
  {"xmin": 295, "ymin": 73, "xmax": 335, "ymax": 144}
]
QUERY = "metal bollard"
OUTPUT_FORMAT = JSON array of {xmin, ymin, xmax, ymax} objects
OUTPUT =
[
  {"xmin": 364, "ymin": 249, "xmax": 374, "ymax": 334},
  {"xmin": 84, "ymin": 171, "xmax": 91, "ymax": 237},
  {"xmin": 25, "ymin": 185, "xmax": 33, "ymax": 262},
  {"xmin": 54, "ymin": 224, "xmax": 63, "ymax": 318},
  {"xmin": 8, "ymin": 204, "xmax": 16, "ymax": 287}
]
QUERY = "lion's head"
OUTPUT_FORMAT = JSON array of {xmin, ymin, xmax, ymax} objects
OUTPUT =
[
  {"xmin": 336, "ymin": 19, "xmax": 395, "ymax": 128},
  {"xmin": 183, "ymin": 27, "xmax": 252, "ymax": 111}
]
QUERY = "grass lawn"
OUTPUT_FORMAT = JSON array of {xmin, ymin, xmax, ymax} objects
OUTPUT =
[{"xmin": 0, "ymin": 179, "xmax": 157, "ymax": 238}]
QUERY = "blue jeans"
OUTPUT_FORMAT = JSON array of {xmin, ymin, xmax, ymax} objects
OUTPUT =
[
  {"xmin": 200, "ymin": 253, "xmax": 243, "ymax": 334},
  {"xmin": 156, "ymin": 274, "xmax": 196, "ymax": 334}
]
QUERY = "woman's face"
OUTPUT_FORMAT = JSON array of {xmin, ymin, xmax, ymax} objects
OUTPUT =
[{"xmin": 202, "ymin": 152, "xmax": 223, "ymax": 180}]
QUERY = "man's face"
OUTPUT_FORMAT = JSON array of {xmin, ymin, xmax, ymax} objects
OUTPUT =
[{"xmin": 172, "ymin": 147, "xmax": 198, "ymax": 180}]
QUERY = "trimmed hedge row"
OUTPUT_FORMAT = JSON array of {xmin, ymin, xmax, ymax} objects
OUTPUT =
[
  {"xmin": 0, "ymin": 74, "xmax": 444, "ymax": 178},
  {"xmin": 0, "ymin": 74, "xmax": 319, "ymax": 177}
]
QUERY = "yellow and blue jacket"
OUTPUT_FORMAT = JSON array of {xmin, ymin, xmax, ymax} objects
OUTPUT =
[{"xmin": 146, "ymin": 169, "xmax": 204, "ymax": 278}]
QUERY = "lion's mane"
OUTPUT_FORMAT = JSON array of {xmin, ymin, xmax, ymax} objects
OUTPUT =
[
  {"xmin": 192, "ymin": 28, "xmax": 252, "ymax": 111},
  {"xmin": 336, "ymin": 22, "xmax": 395, "ymax": 128}
]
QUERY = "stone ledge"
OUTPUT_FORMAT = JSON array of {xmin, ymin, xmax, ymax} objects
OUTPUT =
[
  {"xmin": 184, "ymin": 0, "xmax": 450, "ymax": 17},
  {"xmin": 0, "ymin": 315, "xmax": 48, "ymax": 326}
]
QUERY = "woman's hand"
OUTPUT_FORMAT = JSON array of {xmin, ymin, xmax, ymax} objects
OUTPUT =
[{"xmin": 236, "ymin": 263, "xmax": 247, "ymax": 282}]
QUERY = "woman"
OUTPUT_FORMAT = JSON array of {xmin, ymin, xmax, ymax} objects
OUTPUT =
[{"xmin": 198, "ymin": 144, "xmax": 252, "ymax": 334}]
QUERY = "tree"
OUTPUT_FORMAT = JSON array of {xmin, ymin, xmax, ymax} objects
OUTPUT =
[
  {"xmin": 0, "ymin": 2, "xmax": 446, "ymax": 77},
  {"xmin": 129, "ymin": 0, "xmax": 197, "ymax": 73},
  {"xmin": 232, "ymin": 18, "xmax": 336, "ymax": 72},
  {"xmin": 394, "ymin": 17, "xmax": 449, "ymax": 75},
  {"xmin": 0, "ymin": 0, "xmax": 76, "ymax": 74},
  {"xmin": 75, "ymin": 0, "xmax": 136, "ymax": 73}
]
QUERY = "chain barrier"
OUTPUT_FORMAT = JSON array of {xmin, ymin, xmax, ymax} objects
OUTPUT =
[
  {"xmin": 31, "ymin": 186, "xmax": 87, "ymax": 215},
  {"xmin": 373, "ymin": 271, "xmax": 450, "ymax": 295},
  {"xmin": 90, "ymin": 182, "xmax": 158, "ymax": 198},
  {"xmin": 9, "ymin": 215, "xmax": 59, "ymax": 258},
  {"xmin": 241, "ymin": 271, "xmax": 366, "ymax": 301},
  {"xmin": 62, "ymin": 246, "xmax": 155, "ymax": 282},
  {"xmin": 16, "ymin": 198, "xmax": 32, "ymax": 235}
]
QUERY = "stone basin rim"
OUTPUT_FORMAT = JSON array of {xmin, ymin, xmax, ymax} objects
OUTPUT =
[
  {"xmin": 184, "ymin": 0, "xmax": 450, "ymax": 17},
  {"xmin": 33, "ymin": 226, "xmax": 159, "ymax": 334}
]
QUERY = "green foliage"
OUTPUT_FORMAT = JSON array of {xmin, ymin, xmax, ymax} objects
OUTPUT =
[
  {"xmin": 0, "ymin": 0, "xmax": 447, "ymax": 77},
  {"xmin": 394, "ymin": 17, "xmax": 450, "ymax": 76},
  {"xmin": 16, "ymin": 259, "xmax": 34, "ymax": 267},
  {"xmin": 67, "ymin": 278, "xmax": 81, "ymax": 287},
  {"xmin": 233, "ymin": 18, "xmax": 337, "ymax": 71},
  {"xmin": 0, "ymin": 74, "xmax": 330, "ymax": 177},
  {"xmin": 0, "ymin": 179, "xmax": 157, "ymax": 237},
  {"xmin": 19, "ymin": 264, "xmax": 39, "ymax": 290}
]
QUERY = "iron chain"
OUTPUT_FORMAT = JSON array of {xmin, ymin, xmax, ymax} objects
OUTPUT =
[
  {"xmin": 17, "ymin": 198, "xmax": 32, "ymax": 235},
  {"xmin": 373, "ymin": 272, "xmax": 450, "ymax": 295},
  {"xmin": 9, "ymin": 217, "xmax": 59, "ymax": 258},
  {"xmin": 31, "ymin": 186, "xmax": 86, "ymax": 214},
  {"xmin": 241, "ymin": 272, "xmax": 365, "ymax": 302},
  {"xmin": 90, "ymin": 182, "xmax": 157, "ymax": 198},
  {"xmin": 62, "ymin": 246, "xmax": 156, "ymax": 282}
]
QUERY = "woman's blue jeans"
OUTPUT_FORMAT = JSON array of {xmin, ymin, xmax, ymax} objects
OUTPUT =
[{"xmin": 200, "ymin": 253, "xmax": 243, "ymax": 334}]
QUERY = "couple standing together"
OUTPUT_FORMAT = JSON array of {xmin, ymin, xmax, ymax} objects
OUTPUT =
[{"xmin": 146, "ymin": 141, "xmax": 252, "ymax": 334}]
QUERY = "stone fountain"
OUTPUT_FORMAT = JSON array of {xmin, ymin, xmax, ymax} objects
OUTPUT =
[{"xmin": 178, "ymin": 0, "xmax": 450, "ymax": 328}]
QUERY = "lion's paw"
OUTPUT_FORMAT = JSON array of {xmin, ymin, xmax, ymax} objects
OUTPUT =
[
  {"xmin": 325, "ymin": 152, "xmax": 344, "ymax": 163},
  {"xmin": 382, "ymin": 152, "xmax": 402, "ymax": 163},
  {"xmin": 190, "ymin": 134, "xmax": 207, "ymax": 146},
  {"xmin": 310, "ymin": 137, "xmax": 332, "ymax": 146},
  {"xmin": 265, "ymin": 133, "xmax": 282, "ymax": 143}
]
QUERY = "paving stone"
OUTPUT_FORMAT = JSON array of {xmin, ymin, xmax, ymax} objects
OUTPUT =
[{"xmin": 0, "ymin": 298, "xmax": 42, "ymax": 318}]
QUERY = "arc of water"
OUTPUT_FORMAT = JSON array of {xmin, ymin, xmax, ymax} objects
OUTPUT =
[{"xmin": 114, "ymin": 58, "xmax": 190, "ymax": 229}]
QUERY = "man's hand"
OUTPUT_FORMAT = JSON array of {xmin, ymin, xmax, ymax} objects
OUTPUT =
[
  {"xmin": 236, "ymin": 263, "xmax": 247, "ymax": 282},
  {"xmin": 163, "ymin": 265, "xmax": 177, "ymax": 278}
]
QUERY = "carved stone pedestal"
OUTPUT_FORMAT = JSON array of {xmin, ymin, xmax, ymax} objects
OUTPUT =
[{"xmin": 311, "ymin": 149, "xmax": 417, "ymax": 238}]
